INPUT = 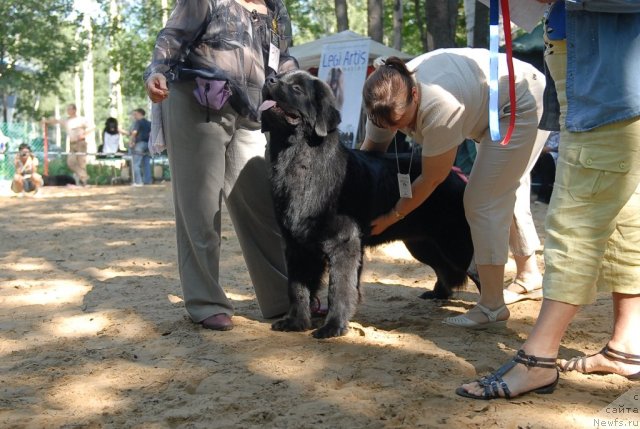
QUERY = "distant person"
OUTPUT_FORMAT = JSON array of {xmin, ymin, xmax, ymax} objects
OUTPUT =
[
  {"xmin": 100, "ymin": 117, "xmax": 128, "ymax": 155},
  {"xmin": 12, "ymin": 143, "xmax": 43, "ymax": 195},
  {"xmin": 43, "ymin": 104, "xmax": 95, "ymax": 186},
  {"xmin": 128, "ymin": 108, "xmax": 152, "ymax": 186},
  {"xmin": 0, "ymin": 129, "xmax": 9, "ymax": 155}
]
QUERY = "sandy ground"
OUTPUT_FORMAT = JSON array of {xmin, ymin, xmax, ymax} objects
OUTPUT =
[{"xmin": 0, "ymin": 182, "xmax": 636, "ymax": 429}]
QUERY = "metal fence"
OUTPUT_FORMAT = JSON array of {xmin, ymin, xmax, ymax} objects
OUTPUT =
[{"xmin": 0, "ymin": 122, "xmax": 170, "ymax": 184}]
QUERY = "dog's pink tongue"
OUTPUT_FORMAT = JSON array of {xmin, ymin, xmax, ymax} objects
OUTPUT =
[{"xmin": 259, "ymin": 100, "xmax": 277, "ymax": 112}]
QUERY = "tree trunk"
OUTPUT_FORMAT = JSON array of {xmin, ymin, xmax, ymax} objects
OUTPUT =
[
  {"xmin": 425, "ymin": 0, "xmax": 457, "ymax": 51},
  {"xmin": 82, "ymin": 15, "xmax": 96, "ymax": 155},
  {"xmin": 368, "ymin": 0, "xmax": 383, "ymax": 42},
  {"xmin": 393, "ymin": 0, "xmax": 403, "ymax": 50},
  {"xmin": 0, "ymin": 45, "xmax": 6, "ymax": 123},
  {"xmin": 108, "ymin": 0, "xmax": 124, "ymax": 122},
  {"xmin": 473, "ymin": 0, "xmax": 489, "ymax": 49},
  {"xmin": 2, "ymin": 95, "xmax": 7, "ymax": 124},
  {"xmin": 335, "ymin": 0, "xmax": 349, "ymax": 32},
  {"xmin": 54, "ymin": 98, "xmax": 61, "ymax": 149},
  {"xmin": 74, "ymin": 69, "xmax": 82, "ymax": 114},
  {"xmin": 414, "ymin": 0, "xmax": 427, "ymax": 52},
  {"xmin": 464, "ymin": 0, "xmax": 475, "ymax": 46},
  {"xmin": 161, "ymin": 0, "xmax": 169, "ymax": 25}
]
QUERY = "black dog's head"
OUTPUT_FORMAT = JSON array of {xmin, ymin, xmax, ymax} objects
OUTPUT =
[{"xmin": 260, "ymin": 70, "xmax": 341, "ymax": 138}]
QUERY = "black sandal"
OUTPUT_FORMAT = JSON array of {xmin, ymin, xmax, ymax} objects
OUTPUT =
[
  {"xmin": 561, "ymin": 344, "xmax": 640, "ymax": 380},
  {"xmin": 456, "ymin": 349, "xmax": 560, "ymax": 400}
]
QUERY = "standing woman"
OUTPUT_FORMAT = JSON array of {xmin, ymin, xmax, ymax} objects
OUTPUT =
[
  {"xmin": 361, "ymin": 49, "xmax": 548, "ymax": 328},
  {"xmin": 144, "ymin": 0, "xmax": 297, "ymax": 330}
]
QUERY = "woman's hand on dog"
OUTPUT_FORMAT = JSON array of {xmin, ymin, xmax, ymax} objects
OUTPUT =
[
  {"xmin": 145, "ymin": 73, "xmax": 169, "ymax": 103},
  {"xmin": 370, "ymin": 212, "xmax": 398, "ymax": 235}
]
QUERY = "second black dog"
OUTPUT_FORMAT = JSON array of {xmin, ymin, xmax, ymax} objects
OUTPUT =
[{"xmin": 261, "ymin": 70, "xmax": 478, "ymax": 339}]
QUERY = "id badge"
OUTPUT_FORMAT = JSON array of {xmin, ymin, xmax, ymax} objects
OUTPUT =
[
  {"xmin": 397, "ymin": 173, "xmax": 413, "ymax": 198},
  {"xmin": 268, "ymin": 31, "xmax": 280, "ymax": 71}
]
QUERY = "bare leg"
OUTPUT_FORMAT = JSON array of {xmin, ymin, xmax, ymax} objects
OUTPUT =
[
  {"xmin": 506, "ymin": 253, "xmax": 543, "ymax": 293},
  {"xmin": 506, "ymin": 222, "xmax": 542, "ymax": 294},
  {"xmin": 459, "ymin": 264, "xmax": 510, "ymax": 324},
  {"xmin": 558, "ymin": 293, "xmax": 640, "ymax": 376},
  {"xmin": 12, "ymin": 175, "xmax": 24, "ymax": 193},
  {"xmin": 610, "ymin": 293, "xmax": 640, "ymax": 352},
  {"xmin": 459, "ymin": 298, "xmax": 578, "ymax": 397}
]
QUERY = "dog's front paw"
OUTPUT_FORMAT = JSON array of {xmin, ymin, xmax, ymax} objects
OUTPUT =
[
  {"xmin": 312, "ymin": 322, "xmax": 349, "ymax": 339},
  {"xmin": 271, "ymin": 317, "xmax": 311, "ymax": 332},
  {"xmin": 419, "ymin": 281, "xmax": 452, "ymax": 300},
  {"xmin": 418, "ymin": 290, "xmax": 450, "ymax": 300}
]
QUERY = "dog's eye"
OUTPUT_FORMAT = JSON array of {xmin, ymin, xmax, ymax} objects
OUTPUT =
[{"xmin": 292, "ymin": 85, "xmax": 304, "ymax": 94}]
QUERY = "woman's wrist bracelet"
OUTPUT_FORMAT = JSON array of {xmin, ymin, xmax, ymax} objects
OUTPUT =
[{"xmin": 392, "ymin": 208, "xmax": 405, "ymax": 220}]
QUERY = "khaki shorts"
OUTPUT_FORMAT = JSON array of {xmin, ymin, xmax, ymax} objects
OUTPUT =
[{"xmin": 542, "ymin": 39, "xmax": 640, "ymax": 305}]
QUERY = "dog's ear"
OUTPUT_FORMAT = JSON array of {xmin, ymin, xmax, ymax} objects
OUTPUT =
[{"xmin": 313, "ymin": 79, "xmax": 341, "ymax": 137}]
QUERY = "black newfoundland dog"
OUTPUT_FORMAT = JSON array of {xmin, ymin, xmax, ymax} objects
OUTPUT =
[{"xmin": 260, "ymin": 70, "xmax": 478, "ymax": 339}]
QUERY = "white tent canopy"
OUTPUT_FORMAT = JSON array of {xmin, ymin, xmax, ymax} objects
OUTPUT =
[{"xmin": 290, "ymin": 30, "xmax": 414, "ymax": 70}]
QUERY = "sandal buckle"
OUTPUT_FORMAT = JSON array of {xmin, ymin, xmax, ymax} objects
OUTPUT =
[{"xmin": 516, "ymin": 349, "xmax": 539, "ymax": 367}]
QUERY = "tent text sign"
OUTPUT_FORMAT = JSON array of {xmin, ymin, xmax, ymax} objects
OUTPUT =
[
  {"xmin": 318, "ymin": 39, "xmax": 370, "ymax": 149},
  {"xmin": 321, "ymin": 49, "xmax": 368, "ymax": 70}
]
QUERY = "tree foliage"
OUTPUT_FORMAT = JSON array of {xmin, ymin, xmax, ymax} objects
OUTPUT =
[
  {"xmin": 95, "ymin": 0, "xmax": 167, "ymax": 100},
  {"xmin": 0, "ymin": 0, "xmax": 87, "ymax": 120},
  {"xmin": 283, "ymin": 0, "xmax": 466, "ymax": 56},
  {"xmin": 4, "ymin": 0, "xmax": 475, "ymax": 124}
]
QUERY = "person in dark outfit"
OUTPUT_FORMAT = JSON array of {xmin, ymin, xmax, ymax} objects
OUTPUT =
[{"xmin": 129, "ymin": 108, "xmax": 152, "ymax": 185}]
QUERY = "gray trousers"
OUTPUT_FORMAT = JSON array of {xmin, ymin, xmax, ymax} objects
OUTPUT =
[{"xmin": 162, "ymin": 81, "xmax": 289, "ymax": 321}]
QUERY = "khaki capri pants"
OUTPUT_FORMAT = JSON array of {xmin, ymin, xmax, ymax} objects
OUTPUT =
[
  {"xmin": 542, "ymin": 39, "xmax": 640, "ymax": 305},
  {"xmin": 464, "ymin": 70, "xmax": 549, "ymax": 266}
]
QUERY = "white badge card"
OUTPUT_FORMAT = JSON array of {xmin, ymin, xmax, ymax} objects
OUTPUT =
[
  {"xmin": 268, "ymin": 31, "xmax": 280, "ymax": 71},
  {"xmin": 397, "ymin": 173, "xmax": 413, "ymax": 198}
]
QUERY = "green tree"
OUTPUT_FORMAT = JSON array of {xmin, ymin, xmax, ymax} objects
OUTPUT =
[
  {"xmin": 0, "ymin": 0, "xmax": 87, "ymax": 121},
  {"xmin": 95, "ymin": 0, "xmax": 167, "ymax": 101}
]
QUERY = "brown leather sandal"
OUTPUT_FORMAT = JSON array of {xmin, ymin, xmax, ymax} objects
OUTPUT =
[{"xmin": 561, "ymin": 344, "xmax": 640, "ymax": 380}]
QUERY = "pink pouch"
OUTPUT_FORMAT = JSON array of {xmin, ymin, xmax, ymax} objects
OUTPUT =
[{"xmin": 193, "ymin": 77, "xmax": 231, "ymax": 110}]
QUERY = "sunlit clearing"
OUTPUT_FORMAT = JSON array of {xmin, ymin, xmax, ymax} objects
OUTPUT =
[
  {"xmin": 350, "ymin": 322, "xmax": 420, "ymax": 346},
  {"xmin": 373, "ymin": 277, "xmax": 423, "ymax": 287},
  {"xmin": 226, "ymin": 292, "xmax": 253, "ymax": 301},
  {"xmin": 371, "ymin": 241, "xmax": 414, "ymax": 261},
  {"xmin": 560, "ymin": 407, "xmax": 624, "ymax": 428},
  {"xmin": 107, "ymin": 258, "xmax": 167, "ymax": 272},
  {"xmin": 105, "ymin": 240, "xmax": 134, "ymax": 247},
  {"xmin": 53, "ymin": 313, "xmax": 108, "ymax": 337},
  {"xmin": 48, "ymin": 368, "xmax": 134, "ymax": 417},
  {"xmin": 2, "ymin": 280, "xmax": 90, "ymax": 306},
  {"xmin": 50, "ymin": 212, "xmax": 95, "ymax": 227},
  {"xmin": 5, "ymin": 259, "xmax": 55, "ymax": 272},
  {"xmin": 167, "ymin": 294, "xmax": 183, "ymax": 303},
  {"xmin": 247, "ymin": 350, "xmax": 329, "ymax": 380},
  {"xmin": 130, "ymin": 221, "xmax": 174, "ymax": 229}
]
